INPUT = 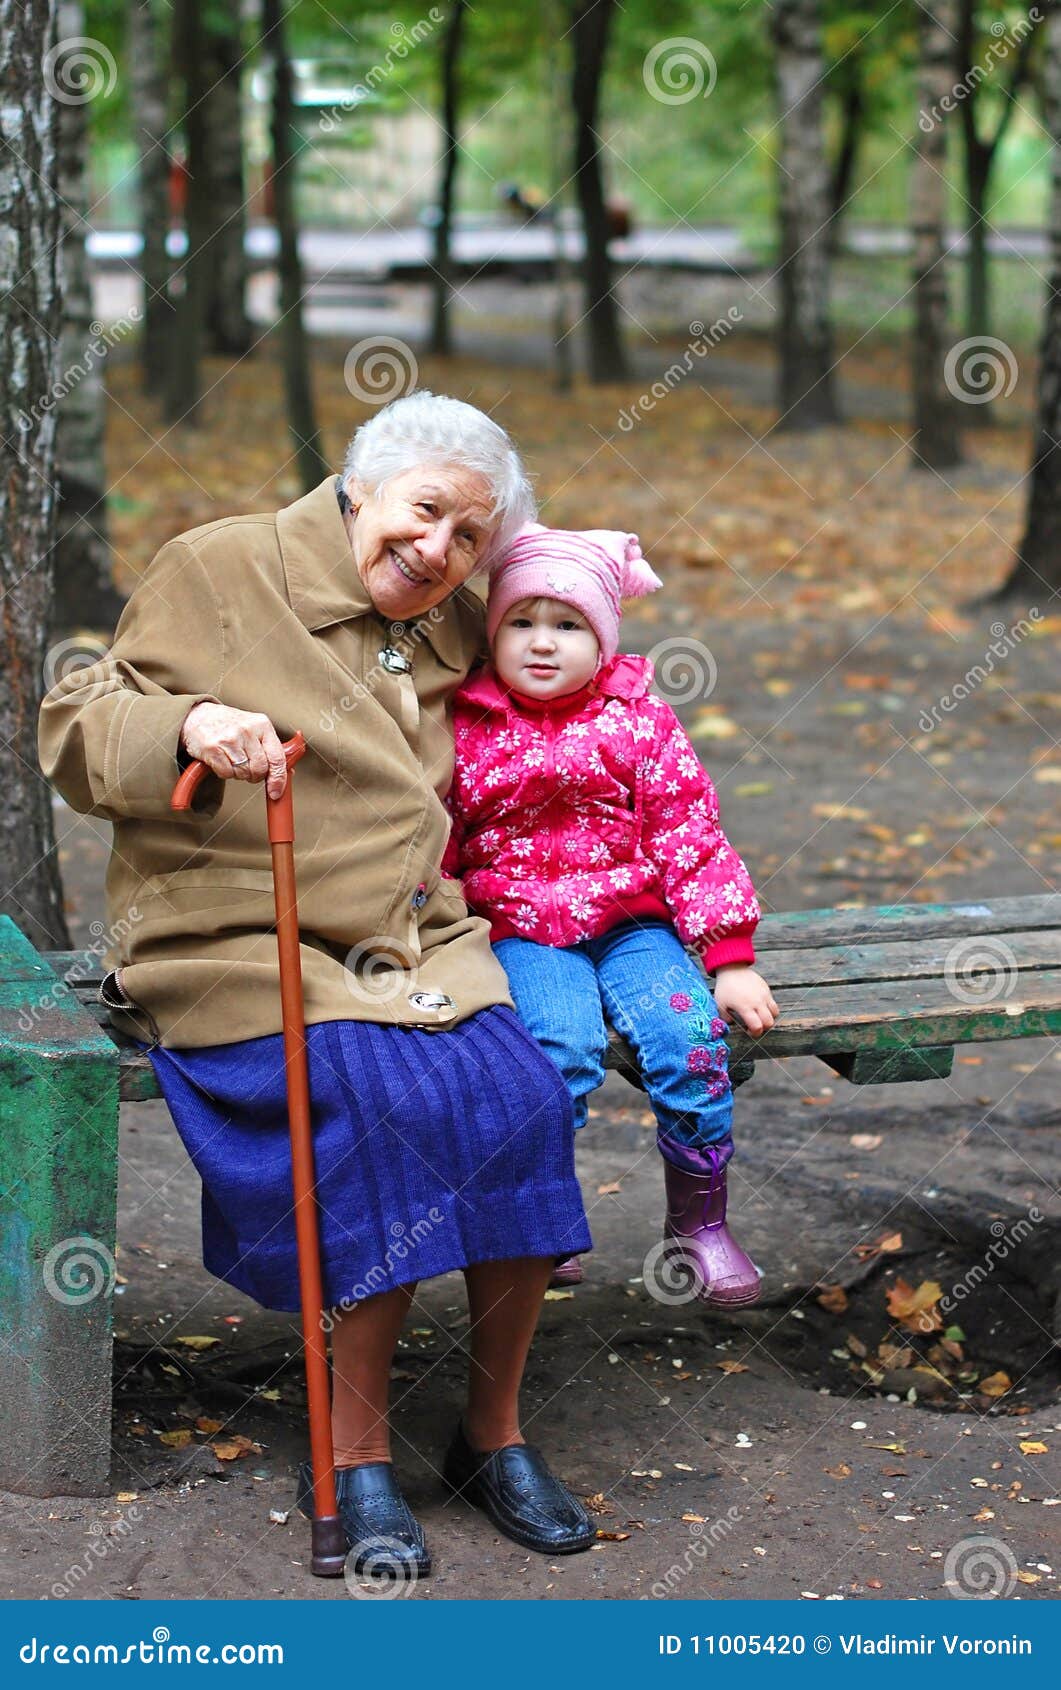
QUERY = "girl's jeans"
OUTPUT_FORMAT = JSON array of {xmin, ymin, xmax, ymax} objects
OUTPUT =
[{"xmin": 493, "ymin": 919, "xmax": 734, "ymax": 1162}]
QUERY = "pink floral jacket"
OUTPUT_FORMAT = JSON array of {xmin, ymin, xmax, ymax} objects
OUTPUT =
[{"xmin": 443, "ymin": 654, "xmax": 760, "ymax": 969}]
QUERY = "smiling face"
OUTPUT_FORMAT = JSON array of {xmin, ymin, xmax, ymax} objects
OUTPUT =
[
  {"xmin": 492, "ymin": 596, "xmax": 600, "ymax": 701},
  {"xmin": 345, "ymin": 464, "xmax": 497, "ymax": 621}
]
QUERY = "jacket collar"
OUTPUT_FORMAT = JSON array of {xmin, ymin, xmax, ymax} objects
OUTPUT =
[
  {"xmin": 459, "ymin": 652, "xmax": 654, "ymax": 714},
  {"xmin": 275, "ymin": 476, "xmax": 473, "ymax": 672}
]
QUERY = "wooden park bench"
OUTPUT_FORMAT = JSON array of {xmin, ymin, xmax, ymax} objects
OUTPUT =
[{"xmin": 1, "ymin": 892, "xmax": 1058, "ymax": 1496}]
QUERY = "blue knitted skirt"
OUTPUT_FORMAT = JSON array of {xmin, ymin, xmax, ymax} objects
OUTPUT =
[{"xmin": 142, "ymin": 1006, "xmax": 592, "ymax": 1314}]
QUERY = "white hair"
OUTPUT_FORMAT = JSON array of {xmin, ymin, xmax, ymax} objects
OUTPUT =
[{"xmin": 342, "ymin": 390, "xmax": 536, "ymax": 569}]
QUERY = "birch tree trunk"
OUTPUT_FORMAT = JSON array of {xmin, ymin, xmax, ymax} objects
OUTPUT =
[
  {"xmin": 771, "ymin": 0, "xmax": 839, "ymax": 428},
  {"xmin": 0, "ymin": 0, "xmax": 71, "ymax": 947},
  {"xmin": 204, "ymin": 14, "xmax": 253, "ymax": 357},
  {"xmin": 129, "ymin": 0, "xmax": 171, "ymax": 395},
  {"xmin": 910, "ymin": 0, "xmax": 963, "ymax": 471},
  {"xmin": 571, "ymin": 0, "xmax": 628, "ymax": 382},
  {"xmin": 428, "ymin": 0, "xmax": 467, "ymax": 357},
  {"xmin": 164, "ymin": 0, "xmax": 208, "ymax": 424},
  {"xmin": 994, "ymin": 1, "xmax": 1061, "ymax": 601},
  {"xmin": 262, "ymin": 0, "xmax": 327, "ymax": 491},
  {"xmin": 52, "ymin": 4, "xmax": 126, "ymax": 633}
]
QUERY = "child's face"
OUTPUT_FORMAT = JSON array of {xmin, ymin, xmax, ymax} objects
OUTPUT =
[{"xmin": 493, "ymin": 597, "xmax": 600, "ymax": 701}]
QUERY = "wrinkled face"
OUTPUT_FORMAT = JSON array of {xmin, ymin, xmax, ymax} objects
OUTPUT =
[
  {"xmin": 492, "ymin": 596, "xmax": 600, "ymax": 701},
  {"xmin": 346, "ymin": 464, "xmax": 496, "ymax": 620}
]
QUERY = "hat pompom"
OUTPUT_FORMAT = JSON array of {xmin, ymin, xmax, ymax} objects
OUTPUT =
[{"xmin": 620, "ymin": 538, "xmax": 663, "ymax": 600}]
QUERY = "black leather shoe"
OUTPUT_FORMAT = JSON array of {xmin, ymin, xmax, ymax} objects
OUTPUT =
[
  {"xmin": 295, "ymin": 1460, "xmax": 431, "ymax": 1577},
  {"xmin": 442, "ymin": 1421, "xmax": 595, "ymax": 1555}
]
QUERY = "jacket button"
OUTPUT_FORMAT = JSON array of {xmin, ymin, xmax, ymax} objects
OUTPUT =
[
  {"xmin": 408, "ymin": 990, "xmax": 456, "ymax": 1015},
  {"xmin": 411, "ymin": 883, "xmax": 427, "ymax": 910}
]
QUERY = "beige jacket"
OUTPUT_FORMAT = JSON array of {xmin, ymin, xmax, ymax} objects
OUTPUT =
[{"xmin": 38, "ymin": 476, "xmax": 513, "ymax": 1048}]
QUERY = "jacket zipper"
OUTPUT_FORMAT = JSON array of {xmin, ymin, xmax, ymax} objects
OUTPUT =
[{"xmin": 541, "ymin": 712, "xmax": 560, "ymax": 941}]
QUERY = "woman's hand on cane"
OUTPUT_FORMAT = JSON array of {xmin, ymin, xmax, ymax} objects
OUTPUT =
[{"xmin": 180, "ymin": 702, "xmax": 289, "ymax": 799}]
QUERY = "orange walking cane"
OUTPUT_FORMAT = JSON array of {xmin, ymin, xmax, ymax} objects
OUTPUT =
[{"xmin": 171, "ymin": 732, "xmax": 347, "ymax": 1577}]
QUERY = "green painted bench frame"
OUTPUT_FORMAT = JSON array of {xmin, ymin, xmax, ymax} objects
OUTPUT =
[{"xmin": 1, "ymin": 893, "xmax": 1058, "ymax": 1496}]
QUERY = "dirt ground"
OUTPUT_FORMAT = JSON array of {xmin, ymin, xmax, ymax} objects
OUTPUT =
[{"xmin": 4, "ymin": 604, "xmax": 1058, "ymax": 1604}]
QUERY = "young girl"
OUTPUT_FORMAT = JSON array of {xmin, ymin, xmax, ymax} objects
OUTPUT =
[{"xmin": 443, "ymin": 522, "xmax": 779, "ymax": 1308}]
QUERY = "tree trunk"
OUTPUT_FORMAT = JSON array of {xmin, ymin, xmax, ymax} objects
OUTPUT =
[
  {"xmin": 571, "ymin": 0, "xmax": 628, "ymax": 382},
  {"xmin": 204, "ymin": 14, "xmax": 253, "ymax": 357},
  {"xmin": 129, "ymin": 0, "xmax": 171, "ymax": 395},
  {"xmin": 52, "ymin": 5, "xmax": 126, "ymax": 635},
  {"xmin": 263, "ymin": 0, "xmax": 328, "ymax": 491},
  {"xmin": 910, "ymin": 0, "xmax": 963, "ymax": 472},
  {"xmin": 548, "ymin": 0, "xmax": 574, "ymax": 393},
  {"xmin": 429, "ymin": 0, "xmax": 467, "ymax": 357},
  {"xmin": 827, "ymin": 61, "xmax": 864, "ymax": 255},
  {"xmin": 771, "ymin": 0, "xmax": 839, "ymax": 428},
  {"xmin": 164, "ymin": 0, "xmax": 208, "ymax": 424},
  {"xmin": 0, "ymin": 0, "xmax": 71, "ymax": 948},
  {"xmin": 993, "ymin": 2, "xmax": 1061, "ymax": 602}
]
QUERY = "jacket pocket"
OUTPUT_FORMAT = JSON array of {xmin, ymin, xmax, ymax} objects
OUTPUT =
[{"xmin": 128, "ymin": 865, "xmax": 279, "ymax": 940}]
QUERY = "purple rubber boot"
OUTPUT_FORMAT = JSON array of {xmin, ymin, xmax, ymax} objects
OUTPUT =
[
  {"xmin": 548, "ymin": 1255, "xmax": 583, "ymax": 1289},
  {"xmin": 657, "ymin": 1133, "xmax": 762, "ymax": 1309}
]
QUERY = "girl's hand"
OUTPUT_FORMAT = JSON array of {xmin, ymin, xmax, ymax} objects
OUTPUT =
[{"xmin": 713, "ymin": 965, "xmax": 779, "ymax": 1036}]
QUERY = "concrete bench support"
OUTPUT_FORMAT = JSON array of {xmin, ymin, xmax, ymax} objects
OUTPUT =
[{"xmin": 0, "ymin": 916, "xmax": 119, "ymax": 1496}]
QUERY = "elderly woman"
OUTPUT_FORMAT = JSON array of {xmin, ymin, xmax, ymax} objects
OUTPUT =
[{"xmin": 38, "ymin": 392, "xmax": 595, "ymax": 1578}]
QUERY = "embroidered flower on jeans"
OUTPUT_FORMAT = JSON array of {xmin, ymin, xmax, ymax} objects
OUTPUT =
[
  {"xmin": 709, "ymin": 1016, "xmax": 728, "ymax": 1039},
  {"xmin": 670, "ymin": 992, "xmax": 693, "ymax": 1012},
  {"xmin": 705, "ymin": 1075, "xmax": 729, "ymax": 1101},
  {"xmin": 686, "ymin": 1046, "xmax": 715, "ymax": 1074}
]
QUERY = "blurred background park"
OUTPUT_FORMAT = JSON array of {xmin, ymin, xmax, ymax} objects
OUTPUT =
[{"xmin": 5, "ymin": 0, "xmax": 1058, "ymax": 949}]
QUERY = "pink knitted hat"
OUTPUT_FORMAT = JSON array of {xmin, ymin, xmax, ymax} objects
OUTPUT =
[{"xmin": 486, "ymin": 521, "xmax": 662, "ymax": 662}]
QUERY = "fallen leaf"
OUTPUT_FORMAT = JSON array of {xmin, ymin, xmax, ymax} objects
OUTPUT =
[
  {"xmin": 544, "ymin": 1289, "xmax": 574, "ymax": 1301},
  {"xmin": 690, "ymin": 712, "xmax": 739, "ymax": 740},
  {"xmin": 116, "ymin": 1492, "xmax": 138, "ymax": 1502},
  {"xmin": 854, "ymin": 1230, "xmax": 903, "ymax": 1261},
  {"xmin": 715, "ymin": 1360, "xmax": 749, "ymax": 1375},
  {"xmin": 158, "ymin": 1429, "xmax": 193, "ymax": 1449},
  {"xmin": 1020, "ymin": 1440, "xmax": 1048, "ymax": 1455},
  {"xmin": 1016, "ymin": 1571, "xmax": 1041, "ymax": 1584},
  {"xmin": 885, "ymin": 1277, "xmax": 943, "ymax": 1334},
  {"xmin": 209, "ymin": 1434, "xmax": 260, "ymax": 1461},
  {"xmin": 849, "ymin": 1133, "xmax": 883, "ymax": 1151},
  {"xmin": 682, "ymin": 1512, "xmax": 706, "ymax": 1523},
  {"xmin": 866, "ymin": 1577, "xmax": 883, "ymax": 1589},
  {"xmin": 595, "ymin": 1529, "xmax": 631, "ymax": 1542},
  {"xmin": 816, "ymin": 1283, "xmax": 849, "ymax": 1314},
  {"xmin": 596, "ymin": 1180, "xmax": 622, "ymax": 1196},
  {"xmin": 172, "ymin": 1336, "xmax": 221, "ymax": 1351},
  {"xmin": 195, "ymin": 1416, "xmax": 223, "ymax": 1434},
  {"xmin": 979, "ymin": 1371, "xmax": 1013, "ymax": 1398},
  {"xmin": 825, "ymin": 1462, "xmax": 852, "ymax": 1479}
]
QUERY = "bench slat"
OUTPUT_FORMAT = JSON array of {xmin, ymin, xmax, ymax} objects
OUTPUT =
[
  {"xmin": 749, "ymin": 893, "xmax": 1061, "ymax": 951},
  {"xmin": 754, "ymin": 928, "xmax": 1061, "ymax": 989}
]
